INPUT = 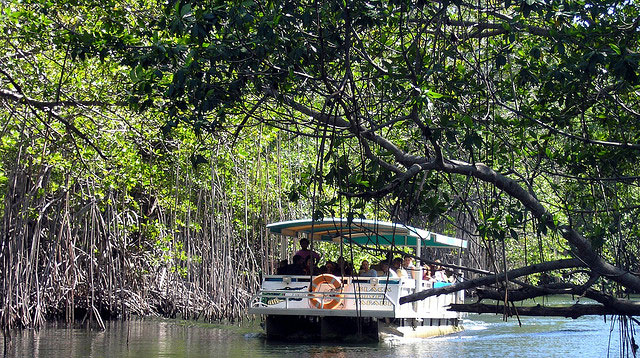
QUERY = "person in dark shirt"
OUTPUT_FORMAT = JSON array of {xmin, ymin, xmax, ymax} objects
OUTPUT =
[
  {"xmin": 276, "ymin": 259, "xmax": 288, "ymax": 275},
  {"xmin": 336, "ymin": 256, "xmax": 353, "ymax": 276},
  {"xmin": 281, "ymin": 255, "xmax": 305, "ymax": 275},
  {"xmin": 303, "ymin": 255, "xmax": 319, "ymax": 275},
  {"xmin": 325, "ymin": 261, "xmax": 337, "ymax": 275},
  {"xmin": 294, "ymin": 238, "xmax": 321, "ymax": 262}
]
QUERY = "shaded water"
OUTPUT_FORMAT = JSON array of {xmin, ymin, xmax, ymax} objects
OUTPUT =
[{"xmin": 3, "ymin": 299, "xmax": 633, "ymax": 357}]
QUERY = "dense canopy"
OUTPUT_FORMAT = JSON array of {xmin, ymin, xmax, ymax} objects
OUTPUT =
[{"xmin": 2, "ymin": 0, "xmax": 640, "ymax": 342}]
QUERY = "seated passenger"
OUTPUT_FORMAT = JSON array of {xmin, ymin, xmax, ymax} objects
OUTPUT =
[
  {"xmin": 445, "ymin": 269, "xmax": 457, "ymax": 283},
  {"xmin": 392, "ymin": 257, "xmax": 408, "ymax": 278},
  {"xmin": 276, "ymin": 259, "xmax": 288, "ymax": 275},
  {"xmin": 432, "ymin": 260, "xmax": 447, "ymax": 282},
  {"xmin": 303, "ymin": 255, "xmax": 319, "ymax": 275},
  {"xmin": 422, "ymin": 263, "xmax": 434, "ymax": 282},
  {"xmin": 403, "ymin": 255, "xmax": 418, "ymax": 279},
  {"xmin": 380, "ymin": 261, "xmax": 398, "ymax": 278},
  {"xmin": 358, "ymin": 260, "xmax": 377, "ymax": 277},
  {"xmin": 375, "ymin": 260, "xmax": 386, "ymax": 276},
  {"xmin": 282, "ymin": 255, "xmax": 305, "ymax": 275},
  {"xmin": 336, "ymin": 256, "xmax": 354, "ymax": 276},
  {"xmin": 325, "ymin": 261, "xmax": 337, "ymax": 275}
]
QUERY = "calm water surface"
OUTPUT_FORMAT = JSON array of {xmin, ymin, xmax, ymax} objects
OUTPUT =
[{"xmin": 3, "ymin": 298, "xmax": 632, "ymax": 358}]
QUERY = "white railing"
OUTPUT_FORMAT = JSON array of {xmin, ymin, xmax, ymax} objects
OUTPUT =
[
  {"xmin": 251, "ymin": 289, "xmax": 397, "ymax": 311},
  {"xmin": 249, "ymin": 275, "xmax": 463, "ymax": 319}
]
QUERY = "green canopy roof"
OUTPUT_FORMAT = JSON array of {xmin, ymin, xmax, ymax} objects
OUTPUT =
[{"xmin": 267, "ymin": 218, "xmax": 467, "ymax": 249}]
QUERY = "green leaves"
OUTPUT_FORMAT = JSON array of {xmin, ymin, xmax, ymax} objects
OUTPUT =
[
  {"xmin": 609, "ymin": 43, "xmax": 621, "ymax": 56},
  {"xmin": 26, "ymin": 0, "xmax": 640, "ymax": 283}
]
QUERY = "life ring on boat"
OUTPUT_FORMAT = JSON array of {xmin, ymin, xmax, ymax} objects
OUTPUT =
[{"xmin": 309, "ymin": 274, "xmax": 343, "ymax": 309}]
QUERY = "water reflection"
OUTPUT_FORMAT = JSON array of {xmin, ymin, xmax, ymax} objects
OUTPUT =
[{"xmin": 1, "ymin": 313, "xmax": 630, "ymax": 358}]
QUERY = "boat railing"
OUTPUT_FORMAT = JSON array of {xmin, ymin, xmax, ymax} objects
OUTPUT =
[{"xmin": 250, "ymin": 289, "xmax": 396, "ymax": 311}]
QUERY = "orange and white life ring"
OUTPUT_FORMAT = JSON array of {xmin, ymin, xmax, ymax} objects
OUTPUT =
[{"xmin": 309, "ymin": 274, "xmax": 343, "ymax": 309}]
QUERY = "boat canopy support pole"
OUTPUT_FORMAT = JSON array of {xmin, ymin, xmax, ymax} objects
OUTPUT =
[
  {"xmin": 415, "ymin": 238, "xmax": 422, "ymax": 292},
  {"xmin": 280, "ymin": 234, "xmax": 288, "ymax": 261},
  {"xmin": 414, "ymin": 237, "xmax": 422, "ymax": 312}
]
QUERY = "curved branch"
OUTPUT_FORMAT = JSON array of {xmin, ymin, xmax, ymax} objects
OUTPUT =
[
  {"xmin": 267, "ymin": 91, "xmax": 640, "ymax": 295},
  {"xmin": 399, "ymin": 258, "xmax": 585, "ymax": 304},
  {"xmin": 439, "ymin": 160, "xmax": 640, "ymax": 292}
]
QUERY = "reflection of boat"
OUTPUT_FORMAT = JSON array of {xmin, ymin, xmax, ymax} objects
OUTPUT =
[{"xmin": 248, "ymin": 218, "xmax": 468, "ymax": 342}]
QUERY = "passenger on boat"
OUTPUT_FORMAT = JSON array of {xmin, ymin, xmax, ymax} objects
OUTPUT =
[
  {"xmin": 379, "ymin": 261, "xmax": 399, "ymax": 278},
  {"xmin": 392, "ymin": 257, "xmax": 408, "ymax": 278},
  {"xmin": 422, "ymin": 263, "xmax": 435, "ymax": 283},
  {"xmin": 325, "ymin": 260, "xmax": 337, "ymax": 275},
  {"xmin": 303, "ymin": 255, "xmax": 320, "ymax": 275},
  {"xmin": 281, "ymin": 255, "xmax": 305, "ymax": 275},
  {"xmin": 336, "ymin": 256, "xmax": 354, "ymax": 276},
  {"xmin": 318, "ymin": 264, "xmax": 328, "ymax": 274},
  {"xmin": 403, "ymin": 255, "xmax": 418, "ymax": 279},
  {"xmin": 358, "ymin": 260, "xmax": 377, "ymax": 277},
  {"xmin": 445, "ymin": 269, "xmax": 457, "ymax": 283},
  {"xmin": 295, "ymin": 238, "xmax": 321, "ymax": 262},
  {"xmin": 432, "ymin": 260, "xmax": 448, "ymax": 282},
  {"xmin": 276, "ymin": 259, "xmax": 288, "ymax": 274},
  {"xmin": 371, "ymin": 251, "xmax": 393, "ymax": 273}
]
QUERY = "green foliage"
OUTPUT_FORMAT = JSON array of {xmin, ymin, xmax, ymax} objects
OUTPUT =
[
  {"xmin": 4, "ymin": 0, "xmax": 640, "ymax": 319},
  {"xmin": 92, "ymin": 0, "xmax": 640, "ymax": 273}
]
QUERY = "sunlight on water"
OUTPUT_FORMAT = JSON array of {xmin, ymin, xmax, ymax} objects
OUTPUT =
[{"xmin": 460, "ymin": 319, "xmax": 489, "ymax": 331}]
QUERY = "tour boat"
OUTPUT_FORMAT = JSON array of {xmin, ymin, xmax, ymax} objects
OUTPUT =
[{"xmin": 248, "ymin": 218, "xmax": 468, "ymax": 341}]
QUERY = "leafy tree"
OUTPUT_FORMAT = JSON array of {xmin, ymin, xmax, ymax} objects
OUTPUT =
[
  {"xmin": 4, "ymin": 0, "xmax": 640, "ymax": 331},
  {"xmin": 97, "ymin": 0, "xmax": 640, "ymax": 318},
  {"xmin": 0, "ymin": 0, "xmax": 315, "ymax": 330}
]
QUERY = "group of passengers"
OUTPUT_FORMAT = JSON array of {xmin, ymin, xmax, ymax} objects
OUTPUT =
[
  {"xmin": 276, "ymin": 238, "xmax": 320, "ymax": 275},
  {"xmin": 363, "ymin": 257, "xmax": 455, "ymax": 283},
  {"xmin": 357, "ymin": 255, "xmax": 421, "ymax": 279},
  {"xmin": 421, "ymin": 259, "xmax": 454, "ymax": 283},
  {"xmin": 277, "ymin": 238, "xmax": 454, "ymax": 283}
]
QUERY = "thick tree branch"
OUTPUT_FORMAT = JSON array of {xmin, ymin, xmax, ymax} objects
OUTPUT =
[
  {"xmin": 267, "ymin": 90, "xmax": 640, "ymax": 296},
  {"xmin": 439, "ymin": 160, "xmax": 640, "ymax": 292},
  {"xmin": 399, "ymin": 258, "xmax": 585, "ymax": 304},
  {"xmin": 448, "ymin": 302, "xmax": 640, "ymax": 318}
]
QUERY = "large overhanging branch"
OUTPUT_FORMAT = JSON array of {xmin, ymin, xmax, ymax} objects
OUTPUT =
[
  {"xmin": 267, "ymin": 91, "xmax": 640, "ymax": 294},
  {"xmin": 399, "ymin": 258, "xmax": 585, "ymax": 304},
  {"xmin": 448, "ymin": 302, "xmax": 640, "ymax": 319},
  {"xmin": 439, "ymin": 159, "xmax": 640, "ymax": 292},
  {"xmin": 476, "ymin": 274, "xmax": 600, "ymax": 302},
  {"xmin": 472, "ymin": 285, "xmax": 640, "ymax": 317}
]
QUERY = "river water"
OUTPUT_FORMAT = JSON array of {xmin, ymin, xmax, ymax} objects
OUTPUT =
[{"xmin": 3, "ymin": 298, "xmax": 635, "ymax": 357}]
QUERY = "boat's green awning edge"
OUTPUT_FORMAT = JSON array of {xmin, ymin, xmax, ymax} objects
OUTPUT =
[{"xmin": 266, "ymin": 218, "xmax": 467, "ymax": 249}]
